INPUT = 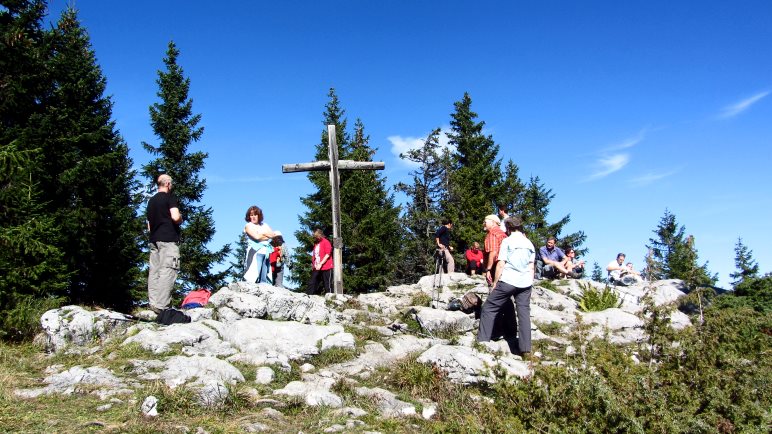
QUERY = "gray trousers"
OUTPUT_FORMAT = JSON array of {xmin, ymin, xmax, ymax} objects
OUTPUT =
[
  {"xmin": 440, "ymin": 248, "xmax": 455, "ymax": 273},
  {"xmin": 148, "ymin": 241, "xmax": 179, "ymax": 311},
  {"xmin": 477, "ymin": 281, "xmax": 532, "ymax": 353}
]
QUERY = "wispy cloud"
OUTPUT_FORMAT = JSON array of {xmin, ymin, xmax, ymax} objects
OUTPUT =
[
  {"xmin": 604, "ymin": 129, "xmax": 647, "ymax": 151},
  {"xmin": 628, "ymin": 169, "xmax": 679, "ymax": 187},
  {"xmin": 718, "ymin": 90, "xmax": 770, "ymax": 119},
  {"xmin": 387, "ymin": 127, "xmax": 452, "ymax": 168},
  {"xmin": 586, "ymin": 153, "xmax": 630, "ymax": 181}
]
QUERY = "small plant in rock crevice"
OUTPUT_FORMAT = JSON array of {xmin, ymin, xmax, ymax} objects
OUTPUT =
[{"xmin": 578, "ymin": 283, "xmax": 622, "ymax": 312}]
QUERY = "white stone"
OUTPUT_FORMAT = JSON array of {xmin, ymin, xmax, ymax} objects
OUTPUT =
[
  {"xmin": 40, "ymin": 306, "xmax": 133, "ymax": 353},
  {"xmin": 273, "ymin": 375, "xmax": 342, "ymax": 407},
  {"xmin": 14, "ymin": 365, "xmax": 127, "ymax": 399},
  {"xmin": 579, "ymin": 308, "xmax": 644, "ymax": 330},
  {"xmin": 320, "ymin": 332, "xmax": 356, "ymax": 351},
  {"xmin": 417, "ymin": 344, "xmax": 531, "ymax": 384},
  {"xmin": 355, "ymin": 387, "xmax": 416, "ymax": 418},
  {"xmin": 141, "ymin": 395, "xmax": 158, "ymax": 417},
  {"xmin": 300, "ymin": 363, "xmax": 316, "ymax": 373},
  {"xmin": 122, "ymin": 322, "xmax": 222, "ymax": 354},
  {"xmin": 413, "ymin": 307, "xmax": 475, "ymax": 333},
  {"xmin": 255, "ymin": 367, "xmax": 275, "ymax": 385}
]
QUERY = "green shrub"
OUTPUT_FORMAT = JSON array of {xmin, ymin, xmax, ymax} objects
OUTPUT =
[
  {"xmin": 579, "ymin": 283, "xmax": 621, "ymax": 312},
  {"xmin": 410, "ymin": 292, "xmax": 432, "ymax": 307},
  {"xmin": 537, "ymin": 280, "xmax": 560, "ymax": 293}
]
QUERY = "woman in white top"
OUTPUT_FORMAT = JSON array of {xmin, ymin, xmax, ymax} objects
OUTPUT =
[{"xmin": 243, "ymin": 205, "xmax": 275, "ymax": 284}]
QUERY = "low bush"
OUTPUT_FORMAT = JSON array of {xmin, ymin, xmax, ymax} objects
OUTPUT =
[{"xmin": 579, "ymin": 283, "xmax": 621, "ymax": 312}]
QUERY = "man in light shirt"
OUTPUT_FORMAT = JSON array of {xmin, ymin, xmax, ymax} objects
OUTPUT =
[{"xmin": 477, "ymin": 215, "xmax": 535, "ymax": 355}]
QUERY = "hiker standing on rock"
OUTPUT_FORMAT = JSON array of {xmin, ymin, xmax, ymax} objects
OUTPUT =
[
  {"xmin": 244, "ymin": 206, "xmax": 275, "ymax": 284},
  {"xmin": 147, "ymin": 174, "xmax": 183, "ymax": 313},
  {"xmin": 434, "ymin": 218, "xmax": 455, "ymax": 273},
  {"xmin": 306, "ymin": 229, "xmax": 333, "ymax": 295},
  {"xmin": 478, "ymin": 216, "xmax": 535, "ymax": 355}
]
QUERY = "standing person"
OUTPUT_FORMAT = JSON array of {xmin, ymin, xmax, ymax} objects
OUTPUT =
[
  {"xmin": 478, "ymin": 216, "xmax": 536, "ymax": 355},
  {"xmin": 243, "ymin": 206, "xmax": 274, "ymax": 284},
  {"xmin": 306, "ymin": 229, "xmax": 333, "ymax": 295},
  {"xmin": 147, "ymin": 174, "xmax": 183, "ymax": 313},
  {"xmin": 497, "ymin": 205, "xmax": 509, "ymax": 232},
  {"xmin": 434, "ymin": 218, "xmax": 455, "ymax": 273},
  {"xmin": 483, "ymin": 215, "xmax": 507, "ymax": 287},
  {"xmin": 269, "ymin": 231, "xmax": 287, "ymax": 288},
  {"xmin": 464, "ymin": 242, "xmax": 484, "ymax": 275}
]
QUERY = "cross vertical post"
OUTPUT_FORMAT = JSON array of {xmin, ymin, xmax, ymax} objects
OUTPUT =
[{"xmin": 327, "ymin": 125, "xmax": 344, "ymax": 294}]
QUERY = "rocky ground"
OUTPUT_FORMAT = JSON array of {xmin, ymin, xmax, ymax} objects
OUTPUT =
[{"xmin": 15, "ymin": 274, "xmax": 691, "ymax": 432}]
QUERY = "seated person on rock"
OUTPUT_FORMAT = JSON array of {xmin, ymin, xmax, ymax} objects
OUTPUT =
[
  {"xmin": 560, "ymin": 247, "xmax": 585, "ymax": 278},
  {"xmin": 536, "ymin": 237, "xmax": 571, "ymax": 279},
  {"xmin": 607, "ymin": 253, "xmax": 641, "ymax": 286},
  {"xmin": 465, "ymin": 242, "xmax": 484, "ymax": 275}
]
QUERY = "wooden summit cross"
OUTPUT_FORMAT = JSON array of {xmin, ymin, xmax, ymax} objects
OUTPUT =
[{"xmin": 282, "ymin": 124, "xmax": 385, "ymax": 294}]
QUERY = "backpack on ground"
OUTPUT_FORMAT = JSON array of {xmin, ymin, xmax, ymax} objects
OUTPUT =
[
  {"xmin": 460, "ymin": 292, "xmax": 482, "ymax": 314},
  {"xmin": 156, "ymin": 308, "xmax": 191, "ymax": 325}
]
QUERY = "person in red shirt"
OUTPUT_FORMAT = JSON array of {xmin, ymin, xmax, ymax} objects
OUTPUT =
[
  {"xmin": 465, "ymin": 242, "xmax": 484, "ymax": 275},
  {"xmin": 483, "ymin": 215, "xmax": 507, "ymax": 287},
  {"xmin": 306, "ymin": 228, "xmax": 333, "ymax": 295}
]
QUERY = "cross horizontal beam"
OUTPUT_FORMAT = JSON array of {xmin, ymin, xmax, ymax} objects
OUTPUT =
[{"xmin": 282, "ymin": 161, "xmax": 385, "ymax": 173}]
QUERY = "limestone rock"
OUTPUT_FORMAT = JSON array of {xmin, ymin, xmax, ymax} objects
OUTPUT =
[
  {"xmin": 273, "ymin": 375, "xmax": 342, "ymax": 407},
  {"xmin": 413, "ymin": 307, "xmax": 475, "ymax": 333},
  {"xmin": 210, "ymin": 282, "xmax": 338, "ymax": 324},
  {"xmin": 141, "ymin": 395, "xmax": 159, "ymax": 417},
  {"xmin": 355, "ymin": 386, "xmax": 416, "ymax": 418},
  {"xmin": 417, "ymin": 344, "xmax": 531, "ymax": 384},
  {"xmin": 122, "ymin": 321, "xmax": 221, "ymax": 354},
  {"xmin": 255, "ymin": 367, "xmax": 275, "ymax": 385},
  {"xmin": 15, "ymin": 365, "xmax": 130, "ymax": 399},
  {"xmin": 40, "ymin": 306, "xmax": 133, "ymax": 353}
]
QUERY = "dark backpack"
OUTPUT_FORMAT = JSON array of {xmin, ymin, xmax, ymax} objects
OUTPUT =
[
  {"xmin": 460, "ymin": 292, "xmax": 482, "ymax": 314},
  {"xmin": 156, "ymin": 308, "xmax": 191, "ymax": 325}
]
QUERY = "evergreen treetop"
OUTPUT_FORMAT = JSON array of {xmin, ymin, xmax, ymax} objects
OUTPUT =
[
  {"xmin": 141, "ymin": 41, "xmax": 230, "ymax": 292},
  {"xmin": 730, "ymin": 237, "xmax": 759, "ymax": 287}
]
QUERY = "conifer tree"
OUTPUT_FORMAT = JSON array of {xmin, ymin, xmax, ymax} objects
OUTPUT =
[
  {"xmin": 395, "ymin": 129, "xmax": 448, "ymax": 282},
  {"xmin": 227, "ymin": 232, "xmax": 248, "ymax": 282},
  {"xmin": 444, "ymin": 93, "xmax": 502, "ymax": 252},
  {"xmin": 591, "ymin": 262, "xmax": 605, "ymax": 283},
  {"xmin": 497, "ymin": 159, "xmax": 526, "ymax": 216},
  {"xmin": 40, "ymin": 9, "xmax": 143, "ymax": 310},
  {"xmin": 291, "ymin": 88, "xmax": 348, "ymax": 288},
  {"xmin": 646, "ymin": 209, "xmax": 716, "ymax": 286},
  {"xmin": 141, "ymin": 41, "xmax": 230, "ymax": 292},
  {"xmin": 730, "ymin": 237, "xmax": 759, "ymax": 287},
  {"xmin": 520, "ymin": 176, "xmax": 586, "ymax": 253},
  {"xmin": 291, "ymin": 89, "xmax": 401, "ymax": 292},
  {"xmin": 339, "ymin": 119, "xmax": 401, "ymax": 291}
]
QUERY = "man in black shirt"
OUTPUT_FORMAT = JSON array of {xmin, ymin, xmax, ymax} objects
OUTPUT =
[
  {"xmin": 147, "ymin": 174, "xmax": 183, "ymax": 313},
  {"xmin": 434, "ymin": 218, "xmax": 455, "ymax": 273}
]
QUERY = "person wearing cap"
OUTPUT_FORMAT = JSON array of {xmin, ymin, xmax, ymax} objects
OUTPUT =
[
  {"xmin": 478, "ymin": 215, "xmax": 535, "ymax": 355},
  {"xmin": 434, "ymin": 218, "xmax": 455, "ymax": 273},
  {"xmin": 269, "ymin": 231, "xmax": 287, "ymax": 288},
  {"xmin": 483, "ymin": 214, "xmax": 507, "ymax": 286}
]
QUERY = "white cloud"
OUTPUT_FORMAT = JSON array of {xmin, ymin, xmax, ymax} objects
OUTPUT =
[
  {"xmin": 586, "ymin": 153, "xmax": 630, "ymax": 181},
  {"xmin": 719, "ymin": 90, "xmax": 770, "ymax": 119},
  {"xmin": 387, "ymin": 127, "xmax": 452, "ymax": 168},
  {"xmin": 628, "ymin": 169, "xmax": 678, "ymax": 187},
  {"xmin": 605, "ymin": 129, "xmax": 647, "ymax": 151}
]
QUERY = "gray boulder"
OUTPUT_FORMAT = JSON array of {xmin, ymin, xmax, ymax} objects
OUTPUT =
[
  {"xmin": 417, "ymin": 344, "xmax": 530, "ymax": 384},
  {"xmin": 15, "ymin": 365, "xmax": 130, "ymax": 399},
  {"xmin": 40, "ymin": 306, "xmax": 133, "ymax": 353},
  {"xmin": 413, "ymin": 307, "xmax": 475, "ymax": 334}
]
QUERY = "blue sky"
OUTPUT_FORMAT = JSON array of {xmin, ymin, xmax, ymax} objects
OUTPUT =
[{"xmin": 45, "ymin": 0, "xmax": 771, "ymax": 288}]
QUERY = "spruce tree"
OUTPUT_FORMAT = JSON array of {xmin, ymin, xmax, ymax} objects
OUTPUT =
[
  {"xmin": 591, "ymin": 262, "xmax": 605, "ymax": 283},
  {"xmin": 339, "ymin": 119, "xmax": 401, "ymax": 291},
  {"xmin": 227, "ymin": 232, "xmax": 248, "ymax": 282},
  {"xmin": 291, "ymin": 88, "xmax": 348, "ymax": 288},
  {"xmin": 497, "ymin": 159, "xmax": 526, "ymax": 216},
  {"xmin": 291, "ymin": 89, "xmax": 401, "ymax": 292},
  {"xmin": 0, "ymin": 0, "xmax": 70, "ymax": 336},
  {"xmin": 730, "ymin": 237, "xmax": 759, "ymax": 287},
  {"xmin": 444, "ymin": 93, "xmax": 502, "ymax": 252},
  {"xmin": 395, "ymin": 128, "xmax": 448, "ymax": 283},
  {"xmin": 521, "ymin": 176, "xmax": 586, "ymax": 253},
  {"xmin": 39, "ymin": 9, "xmax": 143, "ymax": 310},
  {"xmin": 141, "ymin": 41, "xmax": 230, "ymax": 292},
  {"xmin": 646, "ymin": 209, "xmax": 716, "ymax": 287}
]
